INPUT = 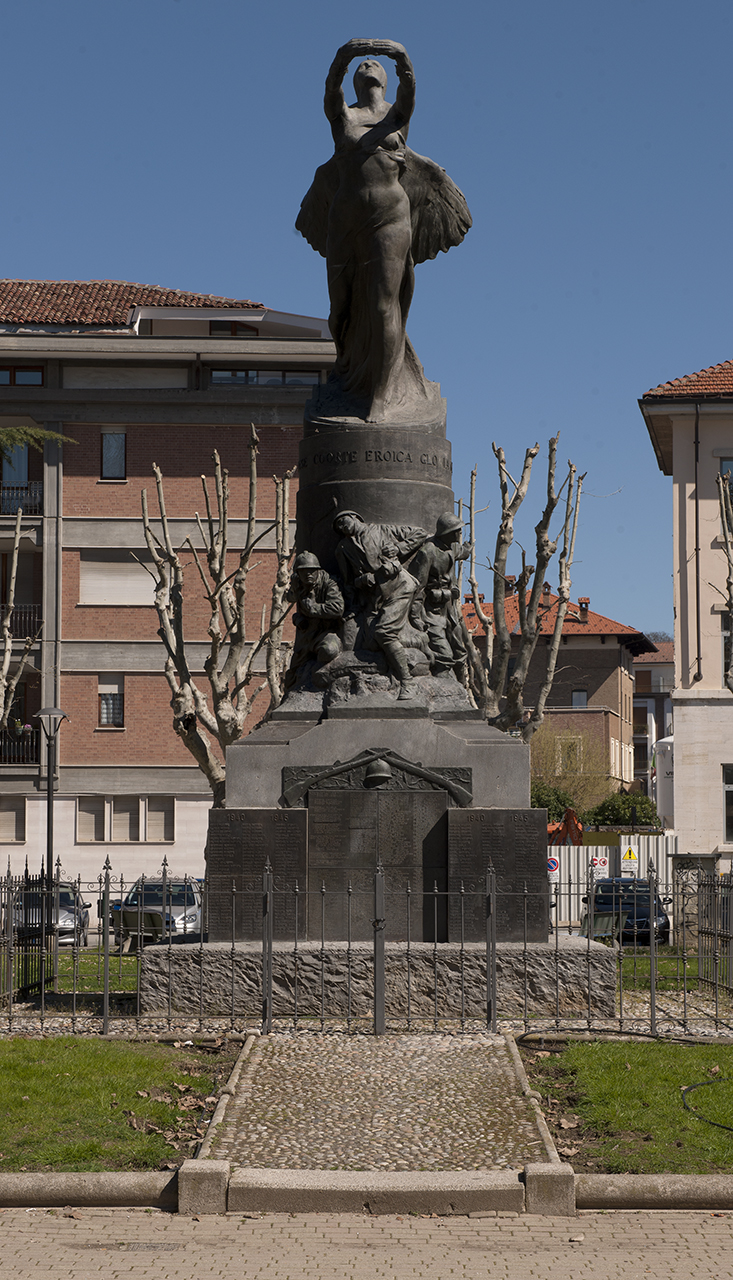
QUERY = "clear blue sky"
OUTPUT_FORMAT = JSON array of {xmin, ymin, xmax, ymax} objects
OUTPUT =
[{"xmin": 5, "ymin": 0, "xmax": 733, "ymax": 635}]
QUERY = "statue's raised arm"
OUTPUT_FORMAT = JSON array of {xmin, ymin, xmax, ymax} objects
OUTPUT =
[
  {"xmin": 296, "ymin": 39, "xmax": 470, "ymax": 425},
  {"xmin": 323, "ymin": 38, "xmax": 415, "ymax": 127}
]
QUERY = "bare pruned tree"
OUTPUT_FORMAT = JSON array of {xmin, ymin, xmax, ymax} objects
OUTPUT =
[
  {"xmin": 0, "ymin": 507, "xmax": 43, "ymax": 729},
  {"xmin": 463, "ymin": 434, "xmax": 585, "ymax": 742},
  {"xmin": 141, "ymin": 427, "xmax": 294, "ymax": 807}
]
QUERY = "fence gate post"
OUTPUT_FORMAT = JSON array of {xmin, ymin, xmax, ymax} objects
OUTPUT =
[
  {"xmin": 648, "ymin": 858, "xmax": 657, "ymax": 1036},
  {"xmin": 373, "ymin": 862, "xmax": 386, "ymax": 1036},
  {"xmin": 486, "ymin": 865, "xmax": 497, "ymax": 1033},
  {"xmin": 102, "ymin": 857, "xmax": 111, "ymax": 1035},
  {"xmin": 262, "ymin": 860, "xmax": 273, "ymax": 1033}
]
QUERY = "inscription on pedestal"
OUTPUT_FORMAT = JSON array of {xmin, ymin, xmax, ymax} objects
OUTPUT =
[
  {"xmin": 447, "ymin": 809, "xmax": 548, "ymax": 942},
  {"xmin": 308, "ymin": 790, "xmax": 446, "ymax": 941},
  {"xmin": 206, "ymin": 809, "xmax": 307, "ymax": 942}
]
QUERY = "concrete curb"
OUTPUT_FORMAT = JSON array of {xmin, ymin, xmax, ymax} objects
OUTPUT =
[
  {"xmin": 196, "ymin": 1032, "xmax": 258, "ymax": 1160},
  {"xmin": 0, "ymin": 1171, "xmax": 177, "ymax": 1209},
  {"xmin": 227, "ymin": 1168, "xmax": 525, "ymax": 1215},
  {"xmin": 503, "ymin": 1033, "xmax": 561, "ymax": 1164},
  {"xmin": 576, "ymin": 1173, "xmax": 733, "ymax": 1210}
]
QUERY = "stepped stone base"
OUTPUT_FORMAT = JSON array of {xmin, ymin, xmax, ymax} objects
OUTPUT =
[{"xmin": 139, "ymin": 937, "xmax": 616, "ymax": 1020}]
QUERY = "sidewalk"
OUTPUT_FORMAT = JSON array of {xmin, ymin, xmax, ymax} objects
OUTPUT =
[{"xmin": 2, "ymin": 1207, "xmax": 731, "ymax": 1278}]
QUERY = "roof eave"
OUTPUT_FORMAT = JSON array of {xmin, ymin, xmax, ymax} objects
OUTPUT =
[{"xmin": 638, "ymin": 398, "xmax": 673, "ymax": 476}]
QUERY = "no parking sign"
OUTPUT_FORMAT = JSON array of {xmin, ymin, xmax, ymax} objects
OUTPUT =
[{"xmin": 547, "ymin": 855, "xmax": 560, "ymax": 883}]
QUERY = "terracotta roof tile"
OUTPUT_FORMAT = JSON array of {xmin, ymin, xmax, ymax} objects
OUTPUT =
[
  {"xmin": 643, "ymin": 359, "xmax": 733, "ymax": 398},
  {"xmin": 633, "ymin": 641, "xmax": 673, "ymax": 665},
  {"xmin": 0, "ymin": 280, "xmax": 262, "ymax": 326},
  {"xmin": 461, "ymin": 590, "xmax": 655, "ymax": 654}
]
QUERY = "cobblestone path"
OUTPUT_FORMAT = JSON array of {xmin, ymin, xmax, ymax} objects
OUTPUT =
[{"xmin": 210, "ymin": 1032, "xmax": 547, "ymax": 1170}]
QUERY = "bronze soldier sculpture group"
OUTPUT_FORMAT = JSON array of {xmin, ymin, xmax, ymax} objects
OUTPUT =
[{"xmin": 285, "ymin": 510, "xmax": 471, "ymax": 701}]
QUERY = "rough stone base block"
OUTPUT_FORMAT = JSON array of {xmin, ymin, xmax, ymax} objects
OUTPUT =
[
  {"xmin": 524, "ymin": 1163, "xmax": 576, "ymax": 1216},
  {"xmin": 178, "ymin": 1160, "xmax": 230, "ymax": 1216},
  {"xmin": 139, "ymin": 937, "xmax": 615, "ymax": 1020}
]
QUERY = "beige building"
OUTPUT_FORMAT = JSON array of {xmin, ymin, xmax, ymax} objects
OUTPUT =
[{"xmin": 641, "ymin": 361, "xmax": 733, "ymax": 866}]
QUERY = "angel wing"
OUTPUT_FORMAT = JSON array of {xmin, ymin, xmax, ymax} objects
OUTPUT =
[
  {"xmin": 295, "ymin": 156, "xmax": 339, "ymax": 258},
  {"xmin": 400, "ymin": 149, "xmax": 472, "ymax": 264},
  {"xmin": 295, "ymin": 147, "xmax": 471, "ymax": 265}
]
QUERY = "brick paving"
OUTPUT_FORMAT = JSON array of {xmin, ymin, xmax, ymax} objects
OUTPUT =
[
  {"xmin": 210, "ymin": 1032, "xmax": 547, "ymax": 1171},
  {"xmin": 2, "ymin": 1208, "xmax": 732, "ymax": 1278}
]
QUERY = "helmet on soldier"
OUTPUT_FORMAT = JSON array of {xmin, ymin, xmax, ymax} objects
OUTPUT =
[
  {"xmin": 333, "ymin": 510, "xmax": 364, "ymax": 531},
  {"xmin": 435, "ymin": 511, "xmax": 463, "ymax": 537},
  {"xmin": 294, "ymin": 551, "xmax": 321, "ymax": 571}
]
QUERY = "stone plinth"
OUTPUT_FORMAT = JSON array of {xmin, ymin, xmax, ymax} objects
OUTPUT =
[
  {"xmin": 297, "ymin": 414, "xmax": 454, "ymax": 571},
  {"xmin": 139, "ymin": 937, "xmax": 616, "ymax": 1021}
]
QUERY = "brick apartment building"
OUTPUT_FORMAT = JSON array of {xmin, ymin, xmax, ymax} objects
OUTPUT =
[
  {"xmin": 0, "ymin": 280, "xmax": 334, "ymax": 885},
  {"xmin": 463, "ymin": 586, "xmax": 655, "ymax": 790}
]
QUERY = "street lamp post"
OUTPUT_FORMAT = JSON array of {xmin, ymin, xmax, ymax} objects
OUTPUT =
[{"xmin": 34, "ymin": 707, "xmax": 69, "ymax": 924}]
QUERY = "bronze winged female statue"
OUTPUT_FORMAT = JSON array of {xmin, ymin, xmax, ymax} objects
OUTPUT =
[{"xmin": 296, "ymin": 38, "xmax": 471, "ymax": 425}]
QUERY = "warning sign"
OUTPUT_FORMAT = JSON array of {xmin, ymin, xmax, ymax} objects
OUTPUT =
[{"xmin": 621, "ymin": 843, "xmax": 639, "ymax": 877}]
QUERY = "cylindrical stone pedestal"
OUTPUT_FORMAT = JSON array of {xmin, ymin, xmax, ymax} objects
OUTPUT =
[{"xmin": 296, "ymin": 407, "xmax": 455, "ymax": 571}]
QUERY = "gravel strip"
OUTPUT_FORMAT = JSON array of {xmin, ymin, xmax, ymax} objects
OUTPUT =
[{"xmin": 208, "ymin": 1032, "xmax": 547, "ymax": 1172}]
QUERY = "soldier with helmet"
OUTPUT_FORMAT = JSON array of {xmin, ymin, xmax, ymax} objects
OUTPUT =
[
  {"xmin": 410, "ymin": 511, "xmax": 472, "ymax": 675},
  {"xmin": 284, "ymin": 551, "xmax": 345, "ymax": 689},
  {"xmin": 332, "ymin": 510, "xmax": 428, "ymax": 699}
]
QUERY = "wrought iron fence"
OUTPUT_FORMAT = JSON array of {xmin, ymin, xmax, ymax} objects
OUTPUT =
[
  {"xmin": 0, "ymin": 602, "xmax": 42, "ymax": 639},
  {"xmin": 0, "ymin": 726, "xmax": 41, "ymax": 764},
  {"xmin": 0, "ymin": 857, "xmax": 732, "ymax": 1039},
  {"xmin": 0, "ymin": 868, "xmax": 53, "ymax": 1004},
  {"xmin": 0, "ymin": 482, "xmax": 43, "ymax": 515}
]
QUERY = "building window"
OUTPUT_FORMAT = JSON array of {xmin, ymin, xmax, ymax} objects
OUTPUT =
[
  {"xmin": 571, "ymin": 689, "xmax": 587, "ymax": 708},
  {"xmin": 77, "ymin": 796, "xmax": 105, "ymax": 842},
  {"xmin": 80, "ymin": 550, "xmax": 155, "ymax": 606},
  {"xmin": 209, "ymin": 368, "xmax": 320, "ymax": 387},
  {"xmin": 209, "ymin": 321, "xmax": 259, "ymax": 338},
  {"xmin": 77, "ymin": 796, "xmax": 175, "ymax": 843},
  {"xmin": 633, "ymin": 704, "xmax": 649, "ymax": 735},
  {"xmin": 634, "ymin": 743, "xmax": 648, "ymax": 772},
  {"xmin": 0, "ymin": 797, "xmax": 26, "ymax": 843},
  {"xmin": 112, "ymin": 796, "xmax": 140, "ymax": 842},
  {"xmin": 101, "ymin": 431, "xmax": 126, "ymax": 479},
  {"xmin": 0, "ymin": 367, "xmax": 43, "ymax": 386},
  {"xmin": 556, "ymin": 736, "xmax": 582, "ymax": 775},
  {"xmin": 210, "ymin": 369, "xmax": 255, "ymax": 385},
  {"xmin": 2, "ymin": 444, "xmax": 28, "ymax": 486},
  {"xmin": 724, "ymin": 766, "xmax": 733, "ymax": 842},
  {"xmin": 98, "ymin": 675, "xmax": 124, "ymax": 726},
  {"xmin": 147, "ymin": 796, "xmax": 175, "ymax": 842},
  {"xmin": 722, "ymin": 615, "xmax": 732, "ymax": 686}
]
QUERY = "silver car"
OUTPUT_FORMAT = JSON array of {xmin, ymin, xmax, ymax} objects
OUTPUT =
[
  {"xmin": 12, "ymin": 882, "xmax": 91, "ymax": 947},
  {"xmin": 115, "ymin": 879, "xmax": 203, "ymax": 950}
]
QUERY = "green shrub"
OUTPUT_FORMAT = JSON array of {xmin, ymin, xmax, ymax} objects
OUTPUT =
[
  {"xmin": 531, "ymin": 782, "xmax": 575, "ymax": 822},
  {"xmin": 582, "ymin": 790, "xmax": 661, "ymax": 828}
]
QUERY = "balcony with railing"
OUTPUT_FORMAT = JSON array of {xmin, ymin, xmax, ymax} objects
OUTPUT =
[
  {"xmin": 0, "ymin": 482, "xmax": 43, "ymax": 516},
  {"xmin": 0, "ymin": 727, "xmax": 40, "ymax": 765},
  {"xmin": 1, "ymin": 604, "xmax": 42, "ymax": 640}
]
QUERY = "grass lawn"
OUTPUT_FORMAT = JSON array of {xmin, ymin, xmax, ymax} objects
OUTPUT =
[
  {"xmin": 0, "ymin": 1037, "xmax": 239, "ymax": 1172},
  {"xmin": 521, "ymin": 1039, "xmax": 733, "ymax": 1174},
  {"xmin": 54, "ymin": 951, "xmax": 139, "ymax": 995}
]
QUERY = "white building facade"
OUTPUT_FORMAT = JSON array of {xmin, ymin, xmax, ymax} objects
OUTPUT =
[{"xmin": 641, "ymin": 364, "xmax": 733, "ymax": 867}]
